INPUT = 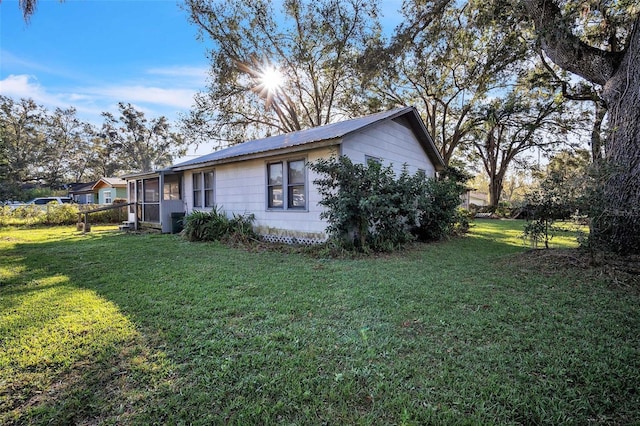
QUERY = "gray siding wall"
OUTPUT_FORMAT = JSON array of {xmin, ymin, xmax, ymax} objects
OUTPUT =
[
  {"xmin": 182, "ymin": 146, "xmax": 333, "ymax": 239},
  {"xmin": 340, "ymin": 116, "xmax": 437, "ymax": 177}
]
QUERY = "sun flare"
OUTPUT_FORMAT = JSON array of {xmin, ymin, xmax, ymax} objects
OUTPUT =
[{"xmin": 259, "ymin": 65, "xmax": 283, "ymax": 93}]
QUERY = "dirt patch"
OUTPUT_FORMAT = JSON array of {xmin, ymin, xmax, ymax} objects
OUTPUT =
[{"xmin": 504, "ymin": 248, "xmax": 640, "ymax": 289}]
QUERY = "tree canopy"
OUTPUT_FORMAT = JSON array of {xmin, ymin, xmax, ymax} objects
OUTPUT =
[
  {"xmin": 101, "ymin": 103, "xmax": 188, "ymax": 173},
  {"xmin": 0, "ymin": 96, "xmax": 189, "ymax": 199},
  {"xmin": 364, "ymin": 0, "xmax": 531, "ymax": 165},
  {"xmin": 182, "ymin": 0, "xmax": 381, "ymax": 146}
]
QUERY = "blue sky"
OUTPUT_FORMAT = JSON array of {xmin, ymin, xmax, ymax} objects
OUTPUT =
[
  {"xmin": 1, "ymin": 0, "xmax": 404, "ymax": 157},
  {"xmin": 1, "ymin": 0, "xmax": 209, "ymax": 125}
]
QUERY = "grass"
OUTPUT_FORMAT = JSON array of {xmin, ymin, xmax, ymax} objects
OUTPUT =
[{"xmin": 0, "ymin": 220, "xmax": 638, "ymax": 424}]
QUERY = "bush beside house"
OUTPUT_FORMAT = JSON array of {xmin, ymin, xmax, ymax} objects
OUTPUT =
[{"xmin": 310, "ymin": 156, "xmax": 468, "ymax": 252}]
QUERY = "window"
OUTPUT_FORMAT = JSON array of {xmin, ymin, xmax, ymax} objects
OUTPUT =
[
  {"xmin": 104, "ymin": 190, "xmax": 112, "ymax": 204},
  {"xmin": 365, "ymin": 155, "xmax": 382, "ymax": 165},
  {"xmin": 267, "ymin": 163, "xmax": 283, "ymax": 208},
  {"xmin": 204, "ymin": 171, "xmax": 214, "ymax": 207},
  {"xmin": 193, "ymin": 171, "xmax": 214, "ymax": 208},
  {"xmin": 267, "ymin": 159, "xmax": 306, "ymax": 210},
  {"xmin": 287, "ymin": 160, "xmax": 305, "ymax": 209},
  {"xmin": 193, "ymin": 173, "xmax": 202, "ymax": 207}
]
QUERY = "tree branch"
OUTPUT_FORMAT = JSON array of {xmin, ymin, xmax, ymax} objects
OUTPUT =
[{"xmin": 523, "ymin": 0, "xmax": 625, "ymax": 86}]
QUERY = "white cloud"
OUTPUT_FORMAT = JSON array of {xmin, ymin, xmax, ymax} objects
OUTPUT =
[
  {"xmin": 0, "ymin": 74, "xmax": 46, "ymax": 100},
  {"xmin": 85, "ymin": 85, "xmax": 197, "ymax": 110},
  {"xmin": 147, "ymin": 65, "xmax": 209, "ymax": 80},
  {"xmin": 0, "ymin": 74, "xmax": 89, "ymax": 113},
  {"xmin": 0, "ymin": 74, "xmax": 107, "ymax": 122},
  {"xmin": 0, "ymin": 74, "xmax": 199, "ymax": 124}
]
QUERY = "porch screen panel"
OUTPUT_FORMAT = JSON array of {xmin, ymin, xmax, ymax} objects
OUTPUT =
[
  {"xmin": 144, "ymin": 204, "xmax": 160, "ymax": 222},
  {"xmin": 129, "ymin": 181, "xmax": 135, "ymax": 213},
  {"xmin": 143, "ymin": 178, "xmax": 160, "ymax": 222},
  {"xmin": 144, "ymin": 178, "xmax": 159, "ymax": 202},
  {"xmin": 136, "ymin": 180, "xmax": 143, "ymax": 222}
]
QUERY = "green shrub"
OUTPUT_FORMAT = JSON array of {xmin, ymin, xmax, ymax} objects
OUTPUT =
[
  {"xmin": 310, "ymin": 157, "xmax": 468, "ymax": 252},
  {"xmin": 11, "ymin": 205, "xmax": 44, "ymax": 225},
  {"xmin": 228, "ymin": 212, "xmax": 259, "ymax": 242},
  {"xmin": 0, "ymin": 202, "xmax": 128, "ymax": 227},
  {"xmin": 521, "ymin": 169, "xmax": 583, "ymax": 249},
  {"xmin": 311, "ymin": 157, "xmax": 414, "ymax": 252},
  {"xmin": 0, "ymin": 206, "xmax": 11, "ymax": 226},
  {"xmin": 183, "ymin": 207, "xmax": 257, "ymax": 242},
  {"xmin": 44, "ymin": 203, "xmax": 79, "ymax": 225},
  {"xmin": 412, "ymin": 173, "xmax": 466, "ymax": 242}
]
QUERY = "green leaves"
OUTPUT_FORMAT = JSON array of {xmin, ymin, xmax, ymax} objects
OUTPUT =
[
  {"xmin": 310, "ymin": 156, "xmax": 467, "ymax": 252},
  {"xmin": 101, "ymin": 102, "xmax": 187, "ymax": 173},
  {"xmin": 182, "ymin": 207, "xmax": 257, "ymax": 242}
]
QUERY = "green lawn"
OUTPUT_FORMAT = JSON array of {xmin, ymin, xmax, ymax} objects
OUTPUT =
[{"xmin": 1, "ymin": 220, "xmax": 638, "ymax": 425}]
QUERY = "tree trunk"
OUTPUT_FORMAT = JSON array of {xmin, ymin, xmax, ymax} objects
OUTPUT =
[
  {"xmin": 488, "ymin": 179, "xmax": 503, "ymax": 208},
  {"xmin": 594, "ymin": 22, "xmax": 640, "ymax": 255},
  {"xmin": 590, "ymin": 101, "xmax": 606, "ymax": 162}
]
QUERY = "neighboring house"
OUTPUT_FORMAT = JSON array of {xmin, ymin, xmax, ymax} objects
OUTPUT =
[
  {"xmin": 461, "ymin": 189, "xmax": 489, "ymax": 209},
  {"xmin": 92, "ymin": 177, "xmax": 127, "ymax": 204},
  {"xmin": 68, "ymin": 181, "xmax": 98, "ymax": 204},
  {"xmin": 123, "ymin": 106, "xmax": 445, "ymax": 240}
]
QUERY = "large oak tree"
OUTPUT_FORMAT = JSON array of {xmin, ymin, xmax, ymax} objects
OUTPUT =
[
  {"xmin": 471, "ymin": 83, "xmax": 581, "ymax": 207},
  {"xmin": 523, "ymin": 0, "xmax": 639, "ymax": 254},
  {"xmin": 363, "ymin": 0, "xmax": 530, "ymax": 166}
]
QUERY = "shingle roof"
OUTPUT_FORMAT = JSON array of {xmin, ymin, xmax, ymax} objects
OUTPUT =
[
  {"xmin": 68, "ymin": 181, "xmax": 98, "ymax": 194},
  {"xmin": 92, "ymin": 177, "xmax": 127, "ymax": 190},
  {"xmin": 101, "ymin": 177, "xmax": 127, "ymax": 186},
  {"xmin": 173, "ymin": 106, "xmax": 444, "ymax": 170}
]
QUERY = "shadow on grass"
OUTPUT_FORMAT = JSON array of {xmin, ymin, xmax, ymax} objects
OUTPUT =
[{"xmin": 0, "ymin": 230, "xmax": 177, "ymax": 425}]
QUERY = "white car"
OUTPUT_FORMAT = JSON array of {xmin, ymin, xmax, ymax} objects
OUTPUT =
[
  {"xmin": 27, "ymin": 197, "xmax": 74, "ymax": 205},
  {"xmin": 7, "ymin": 197, "xmax": 74, "ymax": 210}
]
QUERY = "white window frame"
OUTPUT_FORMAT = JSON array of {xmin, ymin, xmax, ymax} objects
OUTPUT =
[
  {"xmin": 104, "ymin": 190, "xmax": 112, "ymax": 204},
  {"xmin": 365, "ymin": 155, "xmax": 382, "ymax": 165},
  {"xmin": 193, "ymin": 170, "xmax": 215, "ymax": 209},
  {"xmin": 266, "ymin": 158, "xmax": 307, "ymax": 211}
]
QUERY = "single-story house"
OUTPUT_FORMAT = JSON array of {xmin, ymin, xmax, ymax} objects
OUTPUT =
[
  {"xmin": 123, "ymin": 106, "xmax": 445, "ymax": 241},
  {"xmin": 461, "ymin": 189, "xmax": 489, "ymax": 209},
  {"xmin": 67, "ymin": 181, "xmax": 98, "ymax": 204},
  {"xmin": 93, "ymin": 177, "xmax": 127, "ymax": 204}
]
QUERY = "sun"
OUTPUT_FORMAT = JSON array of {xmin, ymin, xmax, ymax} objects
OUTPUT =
[{"xmin": 259, "ymin": 65, "xmax": 283, "ymax": 94}]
